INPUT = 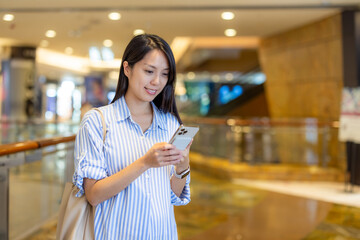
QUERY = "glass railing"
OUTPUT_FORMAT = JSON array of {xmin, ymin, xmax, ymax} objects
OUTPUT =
[
  {"xmin": 0, "ymin": 116, "xmax": 346, "ymax": 239},
  {"xmin": 0, "ymin": 119, "xmax": 79, "ymax": 144},
  {"xmin": 182, "ymin": 116, "xmax": 345, "ymax": 170},
  {"xmin": 0, "ymin": 135, "xmax": 75, "ymax": 240}
]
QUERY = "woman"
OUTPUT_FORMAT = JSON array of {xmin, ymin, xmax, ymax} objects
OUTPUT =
[{"xmin": 73, "ymin": 34, "xmax": 191, "ymax": 239}]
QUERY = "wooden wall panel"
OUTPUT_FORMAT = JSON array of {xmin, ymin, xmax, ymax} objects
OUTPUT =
[{"xmin": 259, "ymin": 13, "xmax": 344, "ymax": 120}]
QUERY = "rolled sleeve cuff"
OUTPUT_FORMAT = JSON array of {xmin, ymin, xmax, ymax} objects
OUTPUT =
[
  {"xmin": 171, "ymin": 173, "xmax": 191, "ymax": 206},
  {"xmin": 73, "ymin": 164, "xmax": 107, "ymax": 197}
]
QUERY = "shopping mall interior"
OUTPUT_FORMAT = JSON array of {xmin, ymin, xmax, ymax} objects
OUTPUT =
[{"xmin": 1, "ymin": 0, "xmax": 360, "ymax": 239}]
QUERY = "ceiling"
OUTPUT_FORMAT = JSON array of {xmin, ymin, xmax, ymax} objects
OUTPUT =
[{"xmin": 0, "ymin": 0, "xmax": 359, "ymax": 75}]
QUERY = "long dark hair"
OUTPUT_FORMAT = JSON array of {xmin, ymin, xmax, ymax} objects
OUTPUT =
[{"xmin": 111, "ymin": 34, "xmax": 182, "ymax": 124}]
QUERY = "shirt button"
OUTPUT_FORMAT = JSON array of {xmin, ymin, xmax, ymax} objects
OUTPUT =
[
  {"xmin": 145, "ymin": 174, "xmax": 150, "ymax": 179},
  {"xmin": 140, "ymin": 136, "xmax": 145, "ymax": 140}
]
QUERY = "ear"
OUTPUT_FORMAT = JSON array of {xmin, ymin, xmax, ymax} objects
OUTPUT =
[{"xmin": 123, "ymin": 61, "xmax": 131, "ymax": 78}]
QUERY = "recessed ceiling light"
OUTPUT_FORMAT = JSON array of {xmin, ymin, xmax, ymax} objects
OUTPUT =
[
  {"xmin": 65, "ymin": 47, "xmax": 73, "ymax": 55},
  {"xmin": 103, "ymin": 39, "xmax": 113, "ymax": 47},
  {"xmin": 133, "ymin": 29, "xmax": 145, "ymax": 36},
  {"xmin": 39, "ymin": 40, "xmax": 49, "ymax": 47},
  {"xmin": 224, "ymin": 29, "xmax": 237, "ymax": 37},
  {"xmin": 3, "ymin": 14, "xmax": 14, "ymax": 22},
  {"xmin": 108, "ymin": 12, "xmax": 121, "ymax": 20},
  {"xmin": 225, "ymin": 73, "xmax": 234, "ymax": 81},
  {"xmin": 45, "ymin": 30, "xmax": 56, "ymax": 38},
  {"xmin": 187, "ymin": 72, "xmax": 196, "ymax": 80},
  {"xmin": 212, "ymin": 74, "xmax": 220, "ymax": 82},
  {"xmin": 221, "ymin": 12, "xmax": 234, "ymax": 20}
]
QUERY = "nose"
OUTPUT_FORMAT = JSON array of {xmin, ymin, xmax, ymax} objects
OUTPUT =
[{"xmin": 151, "ymin": 74, "xmax": 160, "ymax": 85}]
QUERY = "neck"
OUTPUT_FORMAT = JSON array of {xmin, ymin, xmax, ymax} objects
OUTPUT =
[{"xmin": 124, "ymin": 95, "xmax": 152, "ymax": 116}]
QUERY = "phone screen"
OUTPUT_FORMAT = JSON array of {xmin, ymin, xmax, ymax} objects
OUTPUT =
[{"xmin": 169, "ymin": 125, "xmax": 199, "ymax": 150}]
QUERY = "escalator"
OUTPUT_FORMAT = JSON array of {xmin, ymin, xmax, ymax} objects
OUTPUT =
[{"xmin": 178, "ymin": 70, "xmax": 269, "ymax": 118}]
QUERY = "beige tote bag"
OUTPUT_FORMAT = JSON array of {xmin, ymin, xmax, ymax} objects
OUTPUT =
[
  {"xmin": 56, "ymin": 183, "xmax": 95, "ymax": 240},
  {"xmin": 56, "ymin": 108, "xmax": 106, "ymax": 240}
]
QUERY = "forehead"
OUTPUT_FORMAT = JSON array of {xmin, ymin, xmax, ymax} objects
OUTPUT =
[{"xmin": 140, "ymin": 49, "xmax": 169, "ymax": 68}]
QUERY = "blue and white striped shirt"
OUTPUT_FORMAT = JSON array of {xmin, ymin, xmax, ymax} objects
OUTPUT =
[{"xmin": 73, "ymin": 96, "xmax": 191, "ymax": 240}]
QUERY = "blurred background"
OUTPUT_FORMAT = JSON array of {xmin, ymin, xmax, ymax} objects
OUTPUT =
[{"xmin": 1, "ymin": 0, "xmax": 358, "ymax": 122}]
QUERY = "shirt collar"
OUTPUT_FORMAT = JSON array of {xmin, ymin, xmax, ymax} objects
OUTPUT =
[
  {"xmin": 113, "ymin": 96, "xmax": 131, "ymax": 122},
  {"xmin": 150, "ymin": 102, "xmax": 167, "ymax": 130},
  {"xmin": 112, "ymin": 96, "xmax": 167, "ymax": 131}
]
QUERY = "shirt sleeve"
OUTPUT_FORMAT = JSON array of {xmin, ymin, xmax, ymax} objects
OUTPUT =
[
  {"xmin": 170, "ymin": 166, "xmax": 191, "ymax": 206},
  {"xmin": 72, "ymin": 110, "xmax": 108, "ymax": 197}
]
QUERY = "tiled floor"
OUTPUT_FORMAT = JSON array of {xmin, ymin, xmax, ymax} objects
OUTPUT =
[
  {"xmin": 233, "ymin": 179, "xmax": 360, "ymax": 208},
  {"xmin": 16, "ymin": 170, "xmax": 360, "ymax": 240}
]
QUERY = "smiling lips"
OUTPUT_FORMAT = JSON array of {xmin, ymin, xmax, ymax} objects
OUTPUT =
[{"xmin": 145, "ymin": 87, "xmax": 157, "ymax": 95}]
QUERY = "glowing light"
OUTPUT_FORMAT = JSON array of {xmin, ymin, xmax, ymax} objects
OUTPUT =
[
  {"xmin": 225, "ymin": 29, "xmax": 237, "ymax": 37},
  {"xmin": 65, "ymin": 47, "xmax": 73, "ymax": 55},
  {"xmin": 89, "ymin": 46, "xmax": 102, "ymax": 61},
  {"xmin": 187, "ymin": 72, "xmax": 196, "ymax": 80},
  {"xmin": 101, "ymin": 47, "xmax": 114, "ymax": 61},
  {"xmin": 46, "ymin": 88, "xmax": 57, "ymax": 98},
  {"xmin": 3, "ymin": 14, "xmax": 14, "ymax": 22},
  {"xmin": 225, "ymin": 73, "xmax": 234, "ymax": 81},
  {"xmin": 37, "ymin": 48, "xmax": 89, "ymax": 74},
  {"xmin": 212, "ymin": 74, "xmax": 220, "ymax": 82},
  {"xmin": 45, "ymin": 111, "xmax": 54, "ymax": 120},
  {"xmin": 108, "ymin": 12, "xmax": 121, "ymax": 20},
  {"xmin": 57, "ymin": 80, "xmax": 75, "ymax": 119},
  {"xmin": 133, "ymin": 29, "xmax": 145, "ymax": 36},
  {"xmin": 170, "ymin": 37, "xmax": 191, "ymax": 63},
  {"xmin": 103, "ymin": 39, "xmax": 113, "ymax": 47},
  {"xmin": 176, "ymin": 86, "xmax": 187, "ymax": 96},
  {"xmin": 45, "ymin": 30, "xmax": 56, "ymax": 38},
  {"xmin": 61, "ymin": 80, "xmax": 75, "ymax": 91},
  {"xmin": 37, "ymin": 48, "xmax": 122, "ymax": 73},
  {"xmin": 221, "ymin": 12, "xmax": 234, "ymax": 20}
]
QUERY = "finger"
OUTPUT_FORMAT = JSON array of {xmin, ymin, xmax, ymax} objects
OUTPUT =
[
  {"xmin": 161, "ymin": 154, "xmax": 182, "ymax": 162},
  {"xmin": 160, "ymin": 158, "xmax": 181, "ymax": 166},
  {"xmin": 157, "ymin": 146, "xmax": 181, "ymax": 155},
  {"xmin": 181, "ymin": 151, "xmax": 188, "ymax": 157},
  {"xmin": 185, "ymin": 139, "xmax": 194, "ymax": 150},
  {"xmin": 163, "ymin": 149, "xmax": 182, "ymax": 157},
  {"xmin": 160, "ymin": 144, "xmax": 175, "ymax": 151}
]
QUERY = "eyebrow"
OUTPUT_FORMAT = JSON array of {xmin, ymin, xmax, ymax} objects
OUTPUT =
[{"xmin": 144, "ymin": 63, "xmax": 169, "ymax": 70}]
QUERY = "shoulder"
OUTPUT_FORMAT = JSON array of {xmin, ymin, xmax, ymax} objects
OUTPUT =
[
  {"xmin": 165, "ymin": 111, "xmax": 179, "ymax": 125},
  {"xmin": 80, "ymin": 104, "xmax": 112, "ymax": 129},
  {"xmin": 159, "ymin": 111, "xmax": 181, "ymax": 131}
]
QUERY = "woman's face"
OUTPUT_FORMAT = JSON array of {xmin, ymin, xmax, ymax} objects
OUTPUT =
[{"xmin": 123, "ymin": 49, "xmax": 169, "ymax": 104}]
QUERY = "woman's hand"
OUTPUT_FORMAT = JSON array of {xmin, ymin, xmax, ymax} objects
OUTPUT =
[
  {"xmin": 173, "ymin": 139, "xmax": 193, "ymax": 173},
  {"xmin": 141, "ymin": 142, "xmax": 183, "ymax": 168}
]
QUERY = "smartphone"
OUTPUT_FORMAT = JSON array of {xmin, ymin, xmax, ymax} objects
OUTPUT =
[{"xmin": 169, "ymin": 125, "xmax": 199, "ymax": 150}]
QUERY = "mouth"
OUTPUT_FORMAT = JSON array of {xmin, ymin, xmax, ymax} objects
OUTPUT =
[{"xmin": 145, "ymin": 87, "xmax": 157, "ymax": 95}]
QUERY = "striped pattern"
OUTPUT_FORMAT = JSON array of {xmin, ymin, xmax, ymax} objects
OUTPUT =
[{"xmin": 73, "ymin": 97, "xmax": 191, "ymax": 240}]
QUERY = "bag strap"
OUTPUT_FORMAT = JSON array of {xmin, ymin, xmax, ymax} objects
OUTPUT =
[{"xmin": 93, "ymin": 108, "xmax": 106, "ymax": 143}]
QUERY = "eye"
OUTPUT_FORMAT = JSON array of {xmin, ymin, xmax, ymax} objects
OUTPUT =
[{"xmin": 145, "ymin": 70, "xmax": 153, "ymax": 74}]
